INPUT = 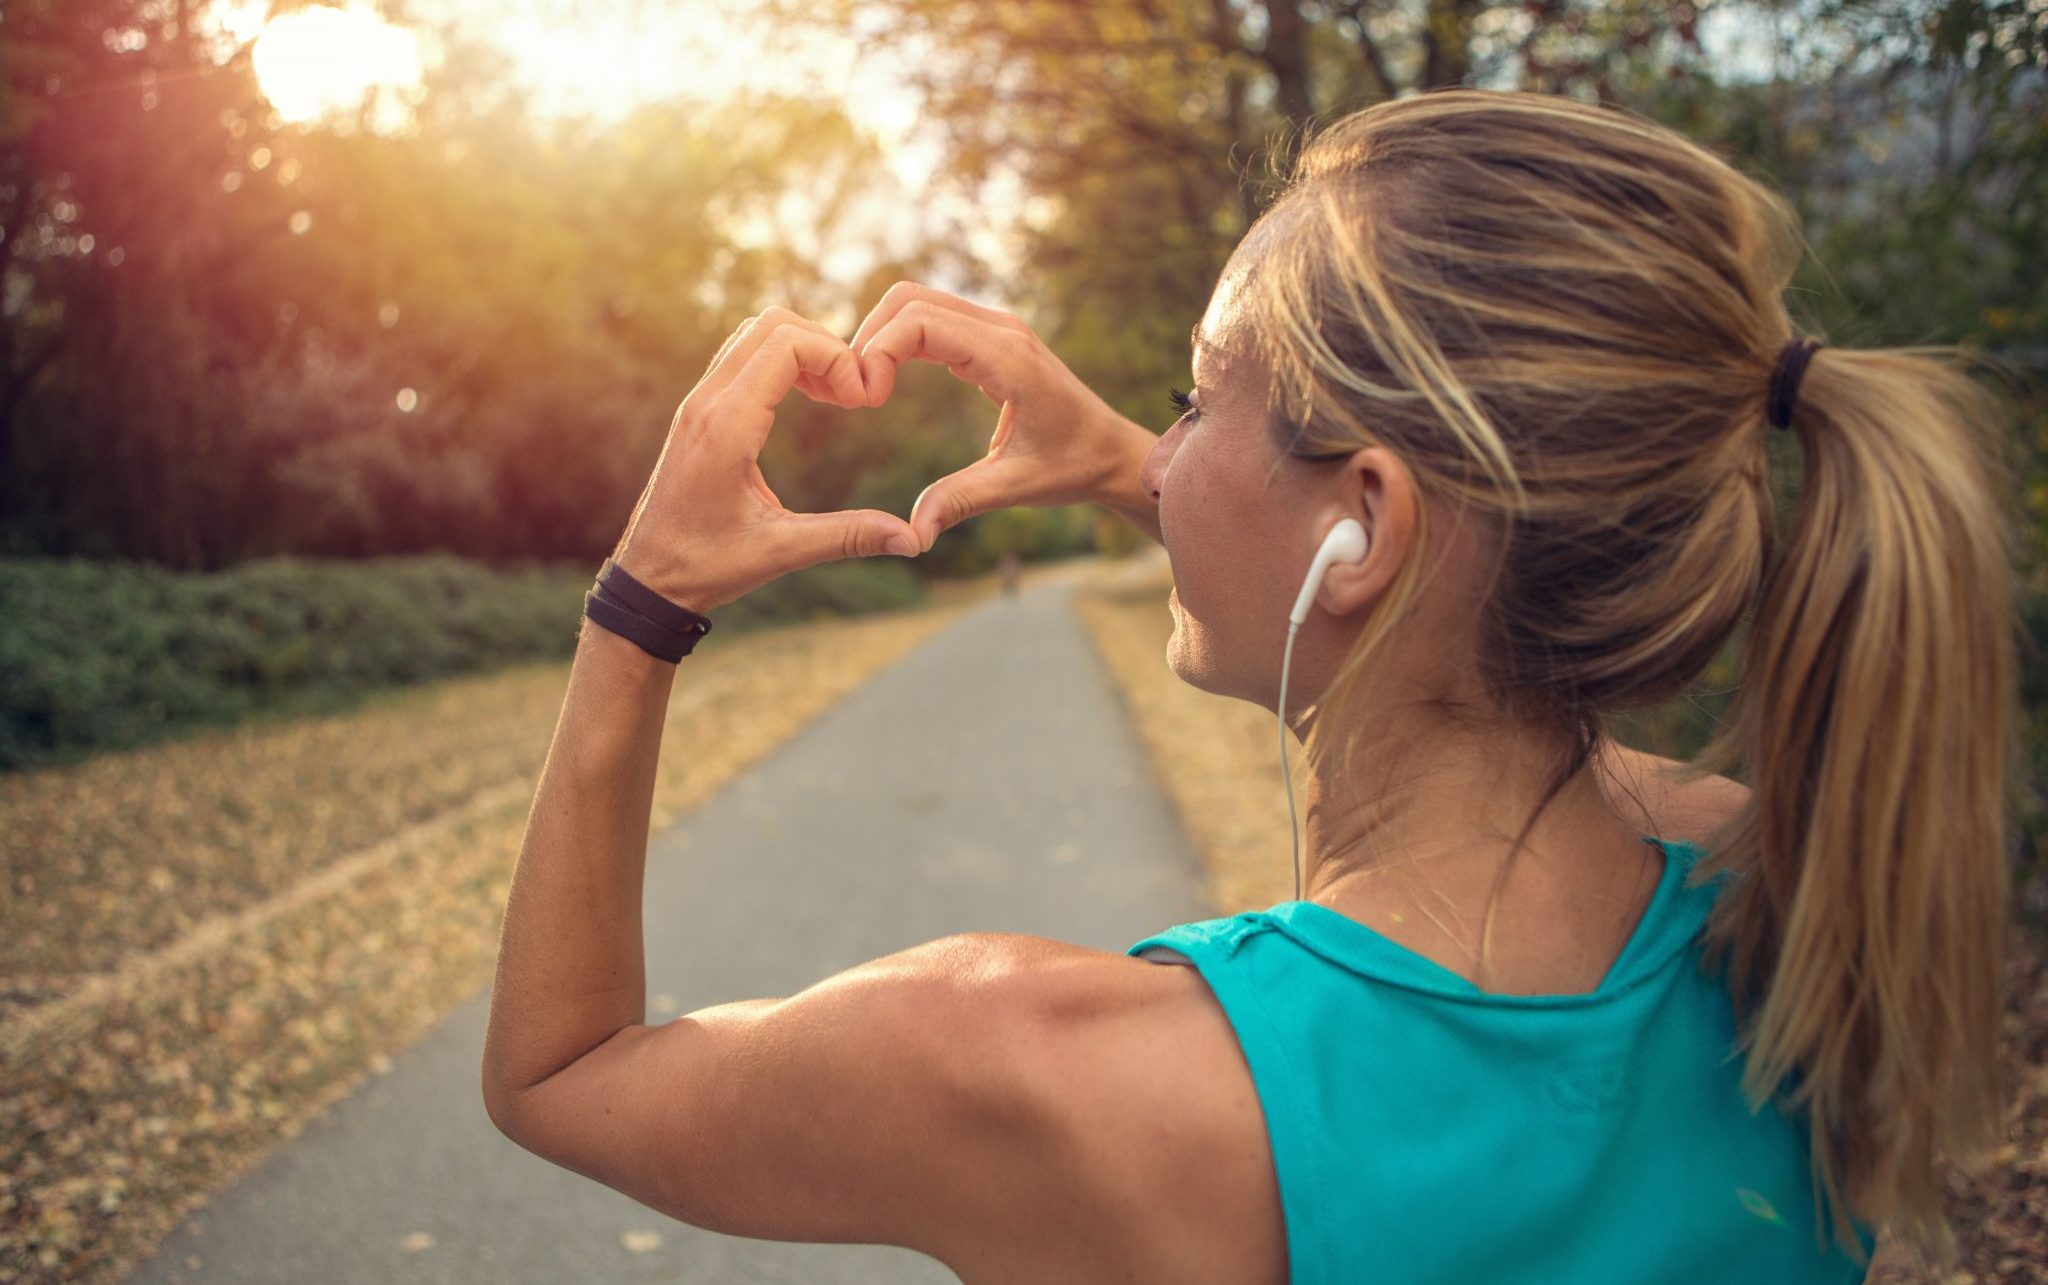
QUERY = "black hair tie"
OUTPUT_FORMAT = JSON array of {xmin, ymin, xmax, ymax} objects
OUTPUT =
[{"xmin": 1766, "ymin": 336, "xmax": 1822, "ymax": 430}]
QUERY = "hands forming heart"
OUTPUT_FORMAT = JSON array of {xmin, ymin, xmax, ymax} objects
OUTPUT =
[{"xmin": 609, "ymin": 282, "xmax": 1155, "ymax": 616}]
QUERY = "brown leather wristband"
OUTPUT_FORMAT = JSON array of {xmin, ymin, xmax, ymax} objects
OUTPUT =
[
  {"xmin": 584, "ymin": 590, "xmax": 689, "ymax": 662},
  {"xmin": 582, "ymin": 559, "xmax": 714, "ymax": 662},
  {"xmin": 596, "ymin": 558, "xmax": 715, "ymax": 640}
]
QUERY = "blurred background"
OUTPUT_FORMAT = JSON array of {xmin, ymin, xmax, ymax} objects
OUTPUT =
[
  {"xmin": 1, "ymin": 0, "xmax": 2044, "ymax": 1279},
  {"xmin": 0, "ymin": 0, "xmax": 2042, "ymax": 784}
]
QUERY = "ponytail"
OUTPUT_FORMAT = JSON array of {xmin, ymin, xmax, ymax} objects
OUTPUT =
[{"xmin": 1690, "ymin": 342, "xmax": 2026, "ymax": 1270}]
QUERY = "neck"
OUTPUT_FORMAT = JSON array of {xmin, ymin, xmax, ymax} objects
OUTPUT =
[{"xmin": 1293, "ymin": 719, "xmax": 1638, "ymax": 910}]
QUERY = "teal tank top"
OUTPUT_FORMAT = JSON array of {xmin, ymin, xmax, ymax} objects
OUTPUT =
[{"xmin": 1124, "ymin": 835, "xmax": 1878, "ymax": 1283}]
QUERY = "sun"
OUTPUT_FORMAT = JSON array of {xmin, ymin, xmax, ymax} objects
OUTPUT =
[{"xmin": 250, "ymin": 4, "xmax": 424, "ymax": 126}]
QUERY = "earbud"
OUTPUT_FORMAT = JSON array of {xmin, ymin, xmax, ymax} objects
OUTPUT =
[
  {"xmin": 1279, "ymin": 517, "xmax": 1370, "ymax": 903},
  {"xmin": 1287, "ymin": 519, "xmax": 1370, "ymax": 627}
]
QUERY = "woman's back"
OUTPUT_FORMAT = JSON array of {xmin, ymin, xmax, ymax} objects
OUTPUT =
[{"xmin": 1112, "ymin": 835, "xmax": 1878, "ymax": 1284}]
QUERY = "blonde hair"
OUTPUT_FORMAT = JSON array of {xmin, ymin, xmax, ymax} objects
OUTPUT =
[{"xmin": 1236, "ymin": 88, "xmax": 2024, "ymax": 1270}]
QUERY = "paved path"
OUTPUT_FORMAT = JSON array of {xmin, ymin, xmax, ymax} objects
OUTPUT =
[{"xmin": 126, "ymin": 557, "xmax": 1212, "ymax": 1284}]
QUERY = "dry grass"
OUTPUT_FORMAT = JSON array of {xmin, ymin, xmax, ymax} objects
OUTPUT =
[
  {"xmin": 1069, "ymin": 552, "xmax": 2043, "ymax": 1285},
  {"xmin": 0, "ymin": 572, "xmax": 1019, "ymax": 1284}
]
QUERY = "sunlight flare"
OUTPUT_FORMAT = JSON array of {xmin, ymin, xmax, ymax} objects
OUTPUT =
[{"xmin": 251, "ymin": 5, "xmax": 423, "ymax": 125}]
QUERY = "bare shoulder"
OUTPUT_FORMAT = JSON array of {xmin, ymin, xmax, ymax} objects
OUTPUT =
[
  {"xmin": 1594, "ymin": 741, "xmax": 1752, "ymax": 846},
  {"xmin": 515, "ymin": 929, "xmax": 1286, "ymax": 1285},
  {"xmin": 968, "ymin": 934, "xmax": 1287, "ymax": 1285}
]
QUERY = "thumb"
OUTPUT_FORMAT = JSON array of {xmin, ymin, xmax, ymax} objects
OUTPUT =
[
  {"xmin": 909, "ymin": 465, "xmax": 994, "ymax": 552},
  {"xmin": 777, "ymin": 509, "xmax": 922, "ymax": 566}
]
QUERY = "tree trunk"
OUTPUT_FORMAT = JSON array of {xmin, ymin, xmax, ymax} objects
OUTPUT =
[
  {"xmin": 1420, "ymin": 0, "xmax": 1479, "ymax": 89},
  {"xmin": 1260, "ymin": 1, "xmax": 1315, "ymax": 129}
]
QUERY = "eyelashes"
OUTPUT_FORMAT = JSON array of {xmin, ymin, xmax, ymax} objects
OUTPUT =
[{"xmin": 1167, "ymin": 387, "xmax": 1196, "ymax": 424}]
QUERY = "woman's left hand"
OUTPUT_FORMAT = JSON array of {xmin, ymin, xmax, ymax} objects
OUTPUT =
[{"xmin": 609, "ymin": 307, "xmax": 923, "ymax": 616}]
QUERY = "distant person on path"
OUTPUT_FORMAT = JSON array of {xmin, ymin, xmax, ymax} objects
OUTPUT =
[
  {"xmin": 998, "ymin": 548, "xmax": 1020, "ymax": 596},
  {"xmin": 481, "ymin": 89, "xmax": 2020, "ymax": 1283}
]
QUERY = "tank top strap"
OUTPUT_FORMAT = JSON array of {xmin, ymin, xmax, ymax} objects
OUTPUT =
[
  {"xmin": 1151, "ymin": 837, "xmax": 1725, "ymax": 1004},
  {"xmin": 1126, "ymin": 910, "xmax": 1337, "ymax": 1285}
]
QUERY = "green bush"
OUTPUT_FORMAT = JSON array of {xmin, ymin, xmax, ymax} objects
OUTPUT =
[
  {"xmin": 0, "ymin": 553, "xmax": 925, "ymax": 772},
  {"xmin": 903, "ymin": 504, "xmax": 1102, "ymax": 578},
  {"xmin": 713, "ymin": 554, "xmax": 927, "ymax": 627}
]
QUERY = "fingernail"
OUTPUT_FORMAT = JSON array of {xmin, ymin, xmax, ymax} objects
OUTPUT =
[{"xmin": 885, "ymin": 534, "xmax": 918, "ymax": 557}]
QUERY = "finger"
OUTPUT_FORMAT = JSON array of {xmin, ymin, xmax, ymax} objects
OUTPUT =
[
  {"xmin": 706, "ymin": 318, "xmax": 756, "ymax": 372},
  {"xmin": 906, "ymin": 457, "xmax": 1013, "ymax": 552},
  {"xmin": 775, "ymin": 313, "xmax": 869, "ymax": 408},
  {"xmin": 848, "ymin": 280, "xmax": 1030, "ymax": 357},
  {"xmin": 857, "ymin": 301, "xmax": 1030, "ymax": 409},
  {"xmin": 770, "ymin": 506, "xmax": 922, "ymax": 567},
  {"xmin": 720, "ymin": 324, "xmax": 867, "ymax": 448},
  {"xmin": 702, "ymin": 307, "xmax": 862, "ymax": 408}
]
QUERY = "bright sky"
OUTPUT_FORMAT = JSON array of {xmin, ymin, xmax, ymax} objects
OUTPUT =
[
  {"xmin": 200, "ymin": 0, "xmax": 1003, "ymax": 316},
  {"xmin": 205, "ymin": 0, "xmax": 923, "ymax": 133}
]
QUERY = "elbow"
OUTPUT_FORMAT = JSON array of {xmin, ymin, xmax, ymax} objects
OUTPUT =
[
  {"xmin": 484, "ymin": 1090, "xmax": 538, "ymax": 1150},
  {"xmin": 480, "ymin": 1063, "xmax": 530, "ymax": 1141},
  {"xmin": 480, "ymin": 1020, "xmax": 541, "ymax": 1139},
  {"xmin": 482, "ymin": 1083, "xmax": 515, "ymax": 1139}
]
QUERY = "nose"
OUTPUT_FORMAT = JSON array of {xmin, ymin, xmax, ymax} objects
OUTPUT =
[{"xmin": 1139, "ymin": 422, "xmax": 1181, "ymax": 504}]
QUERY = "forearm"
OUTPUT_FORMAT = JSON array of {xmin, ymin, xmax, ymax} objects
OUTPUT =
[
  {"xmin": 482, "ymin": 618, "xmax": 674, "ymax": 1112},
  {"xmin": 1089, "ymin": 417, "xmax": 1164, "ymax": 547}
]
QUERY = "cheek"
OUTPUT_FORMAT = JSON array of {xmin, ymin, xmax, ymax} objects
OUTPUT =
[{"xmin": 1161, "ymin": 441, "xmax": 1267, "ymax": 618}]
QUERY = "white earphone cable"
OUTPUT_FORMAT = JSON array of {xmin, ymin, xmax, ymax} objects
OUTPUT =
[
  {"xmin": 1282, "ymin": 619, "xmax": 1302, "ymax": 903},
  {"xmin": 1278, "ymin": 516, "xmax": 1365, "ymax": 907}
]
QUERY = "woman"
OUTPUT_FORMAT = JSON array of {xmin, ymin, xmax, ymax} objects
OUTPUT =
[{"xmin": 480, "ymin": 88, "xmax": 2021, "ymax": 1282}]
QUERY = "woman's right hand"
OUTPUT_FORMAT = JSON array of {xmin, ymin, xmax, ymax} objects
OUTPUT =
[{"xmin": 850, "ymin": 282, "xmax": 1159, "ymax": 553}]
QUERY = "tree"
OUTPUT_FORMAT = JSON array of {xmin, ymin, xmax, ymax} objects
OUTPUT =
[
  {"xmin": 756, "ymin": 0, "xmax": 1723, "ymax": 422},
  {"xmin": 0, "ymin": 1, "xmax": 961, "ymax": 565}
]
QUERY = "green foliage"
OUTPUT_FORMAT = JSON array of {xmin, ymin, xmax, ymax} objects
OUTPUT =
[
  {"xmin": 0, "ymin": 553, "xmax": 924, "ymax": 772},
  {"xmin": 942, "ymin": 505, "xmax": 1099, "ymax": 576},
  {"xmin": 707, "ymin": 556, "xmax": 926, "ymax": 630}
]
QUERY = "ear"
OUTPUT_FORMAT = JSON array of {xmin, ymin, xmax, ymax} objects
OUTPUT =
[{"xmin": 1316, "ymin": 446, "xmax": 1415, "ymax": 618}]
